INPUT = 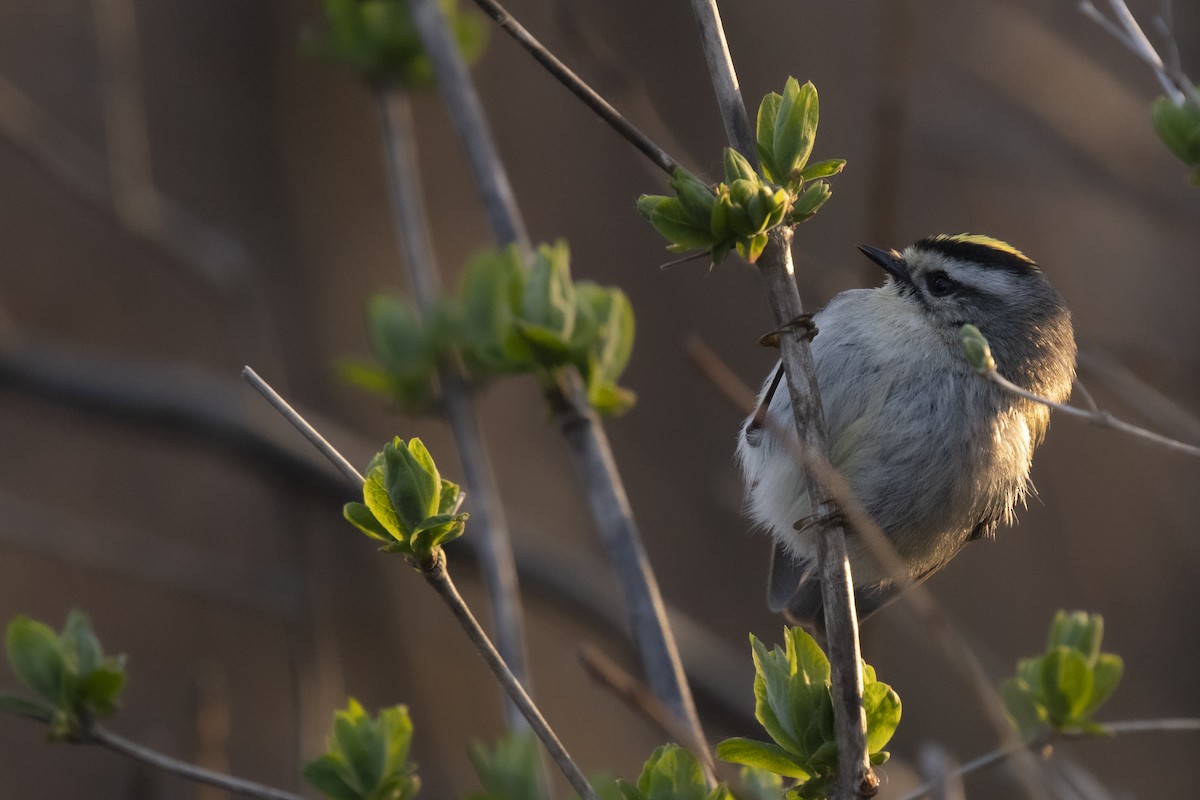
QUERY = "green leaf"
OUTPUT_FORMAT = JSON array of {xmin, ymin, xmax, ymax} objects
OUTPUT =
[
  {"xmin": 6, "ymin": 616, "xmax": 67, "ymax": 705},
  {"xmin": 1152, "ymin": 95, "xmax": 1200, "ymax": 169},
  {"xmin": 737, "ymin": 766, "xmax": 785, "ymax": 800},
  {"xmin": 796, "ymin": 159, "xmax": 845, "ymax": 182},
  {"xmin": 303, "ymin": 753, "xmax": 359, "ymax": 800},
  {"xmin": 862, "ymin": 681, "xmax": 901, "ymax": 754},
  {"xmin": 750, "ymin": 635, "xmax": 804, "ymax": 754},
  {"xmin": 60, "ymin": 611, "xmax": 102, "ymax": 678},
  {"xmin": 344, "ymin": 501, "xmax": 394, "ymax": 543},
  {"xmin": 76, "ymin": 665, "xmax": 126, "ymax": 717},
  {"xmin": 438, "ymin": 479, "xmax": 464, "ymax": 516},
  {"xmin": 723, "ymin": 148, "xmax": 759, "ymax": 184},
  {"xmin": 788, "ymin": 180, "xmax": 832, "ymax": 224},
  {"xmin": 1049, "ymin": 611, "xmax": 1102, "ymax": 665},
  {"xmin": 362, "ymin": 468, "xmax": 407, "ymax": 541},
  {"xmin": 0, "ymin": 693, "xmax": 54, "ymax": 722},
  {"xmin": 641, "ymin": 196, "xmax": 716, "ymax": 250},
  {"xmin": 468, "ymin": 733, "xmax": 546, "ymax": 800},
  {"xmin": 1080, "ymin": 653, "xmax": 1123, "ymax": 720},
  {"xmin": 1001, "ymin": 678, "xmax": 1048, "ymax": 739},
  {"xmin": 1040, "ymin": 647, "xmax": 1093, "ymax": 724},
  {"xmin": 716, "ymin": 738, "xmax": 810, "ymax": 780},
  {"xmin": 669, "ymin": 168, "xmax": 717, "ymax": 228},
  {"xmin": 773, "ymin": 79, "xmax": 818, "ymax": 186},
  {"xmin": 634, "ymin": 745, "xmax": 710, "ymax": 800},
  {"xmin": 366, "ymin": 295, "xmax": 431, "ymax": 375},
  {"xmin": 738, "ymin": 233, "xmax": 769, "ymax": 263},
  {"xmin": 756, "ymin": 92, "xmax": 783, "ymax": 183},
  {"xmin": 384, "ymin": 438, "xmax": 441, "ymax": 531},
  {"xmin": 522, "ymin": 241, "xmax": 576, "ymax": 342},
  {"xmin": 458, "ymin": 246, "xmax": 526, "ymax": 372}
]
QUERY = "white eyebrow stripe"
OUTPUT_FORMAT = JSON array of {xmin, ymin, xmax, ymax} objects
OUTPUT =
[{"xmin": 946, "ymin": 261, "xmax": 1021, "ymax": 295}]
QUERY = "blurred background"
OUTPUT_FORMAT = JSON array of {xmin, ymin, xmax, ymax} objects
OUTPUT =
[{"xmin": 1, "ymin": 0, "xmax": 1198, "ymax": 797}]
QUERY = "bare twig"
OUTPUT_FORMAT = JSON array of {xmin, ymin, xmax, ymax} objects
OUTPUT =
[
  {"xmin": 986, "ymin": 367, "xmax": 1200, "ymax": 459},
  {"xmin": 917, "ymin": 744, "xmax": 966, "ymax": 800},
  {"xmin": 898, "ymin": 718, "xmax": 1200, "ymax": 800},
  {"xmin": 683, "ymin": 5, "xmax": 869, "ymax": 795},
  {"xmin": 687, "ymin": 0, "xmax": 756, "ymax": 166},
  {"xmin": 244, "ymin": 368, "xmax": 597, "ymax": 798},
  {"xmin": 423, "ymin": 553, "xmax": 599, "ymax": 800},
  {"xmin": 578, "ymin": 642, "xmax": 717, "ymax": 779},
  {"xmin": 406, "ymin": 0, "xmax": 710, "ymax": 771},
  {"xmin": 1079, "ymin": 0, "xmax": 1197, "ymax": 103},
  {"xmin": 241, "ymin": 367, "xmax": 364, "ymax": 484},
  {"xmin": 548, "ymin": 369, "xmax": 712, "ymax": 785},
  {"xmin": 1078, "ymin": 347, "xmax": 1200, "ymax": 444},
  {"xmin": 87, "ymin": 725, "xmax": 303, "ymax": 800},
  {"xmin": 465, "ymin": 0, "xmax": 678, "ymax": 175},
  {"xmin": 405, "ymin": 0, "xmax": 527, "ymax": 249},
  {"xmin": 376, "ymin": 87, "xmax": 535, "ymax": 736}
]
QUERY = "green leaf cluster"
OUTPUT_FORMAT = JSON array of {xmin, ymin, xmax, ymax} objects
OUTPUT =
[
  {"xmin": 1001, "ymin": 610, "xmax": 1124, "ymax": 740},
  {"xmin": 1152, "ymin": 95, "xmax": 1200, "ymax": 185},
  {"xmin": 343, "ymin": 436, "xmax": 468, "ymax": 568},
  {"xmin": 346, "ymin": 241, "xmax": 636, "ymax": 416},
  {"xmin": 466, "ymin": 733, "xmax": 546, "ymax": 800},
  {"xmin": 2, "ymin": 611, "xmax": 126, "ymax": 741},
  {"xmin": 304, "ymin": 698, "xmax": 420, "ymax": 800},
  {"xmin": 618, "ymin": 745, "xmax": 732, "ymax": 800},
  {"xmin": 456, "ymin": 242, "xmax": 636, "ymax": 415},
  {"xmin": 636, "ymin": 78, "xmax": 843, "ymax": 264},
  {"xmin": 715, "ymin": 628, "xmax": 900, "ymax": 800},
  {"xmin": 306, "ymin": 0, "xmax": 487, "ymax": 88}
]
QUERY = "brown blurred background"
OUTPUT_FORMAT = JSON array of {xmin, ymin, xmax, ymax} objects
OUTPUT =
[{"xmin": 1, "ymin": 0, "xmax": 1198, "ymax": 797}]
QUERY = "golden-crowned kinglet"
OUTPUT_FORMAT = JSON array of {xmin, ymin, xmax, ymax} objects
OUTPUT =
[{"xmin": 737, "ymin": 234, "xmax": 1076, "ymax": 626}]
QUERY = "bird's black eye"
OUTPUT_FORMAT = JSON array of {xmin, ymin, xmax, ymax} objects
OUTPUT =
[{"xmin": 925, "ymin": 271, "xmax": 957, "ymax": 297}]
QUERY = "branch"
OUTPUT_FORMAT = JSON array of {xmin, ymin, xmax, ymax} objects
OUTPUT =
[
  {"xmin": 243, "ymin": 367, "xmax": 597, "ymax": 800},
  {"xmin": 465, "ymin": 0, "xmax": 678, "ymax": 175},
  {"xmin": 84, "ymin": 724, "xmax": 303, "ymax": 800},
  {"xmin": 898, "ymin": 718, "xmax": 1200, "ymax": 800},
  {"xmin": 985, "ymin": 367, "xmax": 1200, "ymax": 459},
  {"xmin": 1078, "ymin": 0, "xmax": 1196, "ymax": 104},
  {"xmin": 548, "ymin": 369, "xmax": 712, "ymax": 785},
  {"xmin": 376, "ymin": 86, "xmax": 535, "ymax": 735},
  {"xmin": 683, "ymin": 4, "xmax": 870, "ymax": 791},
  {"xmin": 687, "ymin": 0, "xmax": 756, "ymax": 165},
  {"xmin": 423, "ymin": 553, "xmax": 599, "ymax": 800},
  {"xmin": 406, "ymin": 0, "xmax": 710, "ymax": 772}
]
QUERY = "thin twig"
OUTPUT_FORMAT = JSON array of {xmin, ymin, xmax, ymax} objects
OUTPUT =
[
  {"xmin": 898, "ymin": 718, "xmax": 1200, "ymax": 800},
  {"xmin": 423, "ymin": 553, "xmax": 599, "ymax": 800},
  {"xmin": 465, "ymin": 0, "xmax": 678, "ymax": 175},
  {"xmin": 1078, "ymin": 0, "xmax": 1195, "ymax": 103},
  {"xmin": 986, "ymin": 367, "xmax": 1200, "ymax": 459},
  {"xmin": 244, "ymin": 369, "xmax": 597, "ymax": 798},
  {"xmin": 407, "ymin": 0, "xmax": 711, "ymax": 774},
  {"xmin": 682, "ymin": 5, "xmax": 870, "ymax": 795},
  {"xmin": 687, "ymin": 0, "xmax": 756, "ymax": 166},
  {"xmin": 578, "ymin": 642, "xmax": 717, "ymax": 779},
  {"xmin": 405, "ymin": 0, "xmax": 527, "ymax": 249},
  {"xmin": 376, "ymin": 86, "xmax": 536, "ymax": 736},
  {"xmin": 241, "ymin": 367, "xmax": 364, "ymax": 484},
  {"xmin": 87, "ymin": 725, "xmax": 303, "ymax": 800},
  {"xmin": 549, "ymin": 369, "xmax": 713, "ymax": 786}
]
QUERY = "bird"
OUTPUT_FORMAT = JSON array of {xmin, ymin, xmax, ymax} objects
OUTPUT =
[{"xmin": 736, "ymin": 234, "xmax": 1076, "ymax": 627}]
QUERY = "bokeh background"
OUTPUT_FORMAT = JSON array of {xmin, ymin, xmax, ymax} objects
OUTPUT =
[{"xmin": 1, "ymin": 0, "xmax": 1198, "ymax": 797}]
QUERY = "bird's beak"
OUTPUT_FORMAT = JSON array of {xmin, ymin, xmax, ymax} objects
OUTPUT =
[{"xmin": 857, "ymin": 244, "xmax": 912, "ymax": 286}]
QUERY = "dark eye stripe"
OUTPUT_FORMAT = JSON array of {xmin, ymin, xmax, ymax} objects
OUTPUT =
[{"xmin": 926, "ymin": 271, "xmax": 956, "ymax": 296}]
